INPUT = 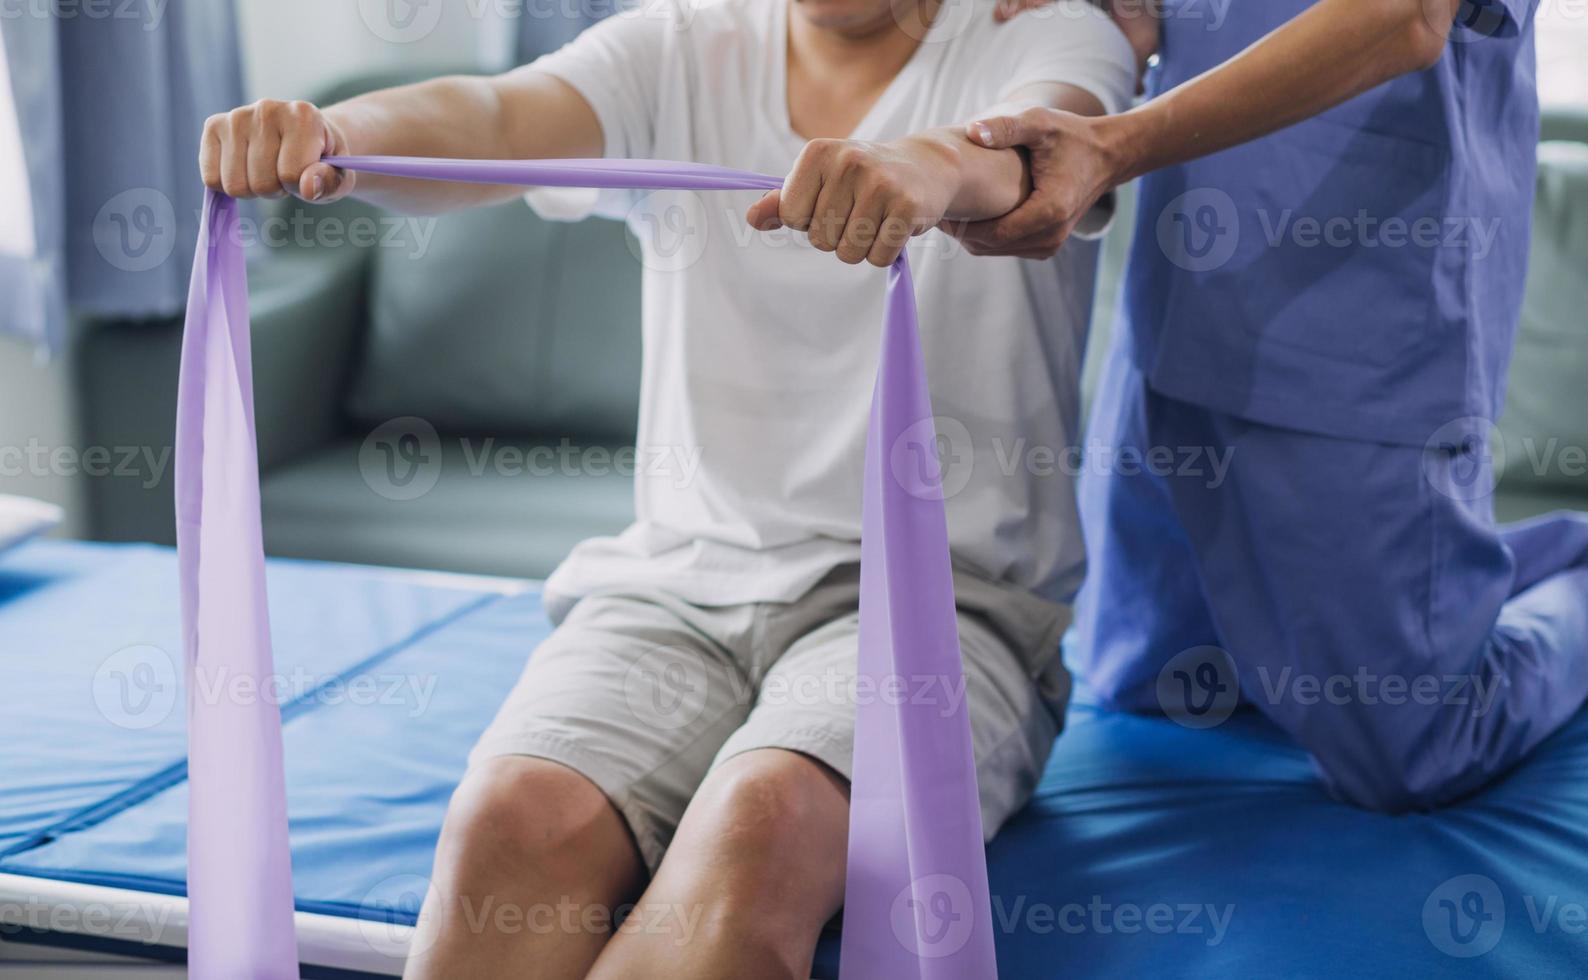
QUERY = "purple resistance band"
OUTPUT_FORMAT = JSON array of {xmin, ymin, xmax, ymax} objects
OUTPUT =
[{"xmin": 177, "ymin": 157, "xmax": 995, "ymax": 979}]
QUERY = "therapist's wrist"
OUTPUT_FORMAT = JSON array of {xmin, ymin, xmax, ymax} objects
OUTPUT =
[{"xmin": 1093, "ymin": 109, "xmax": 1153, "ymax": 188}]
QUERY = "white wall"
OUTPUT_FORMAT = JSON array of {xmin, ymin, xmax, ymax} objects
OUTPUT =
[
  {"xmin": 0, "ymin": 16, "xmax": 81, "ymax": 534},
  {"xmin": 1538, "ymin": 2, "xmax": 1588, "ymax": 109},
  {"xmin": 0, "ymin": 341, "xmax": 87, "ymax": 537},
  {"xmin": 237, "ymin": 0, "xmax": 512, "ymax": 100}
]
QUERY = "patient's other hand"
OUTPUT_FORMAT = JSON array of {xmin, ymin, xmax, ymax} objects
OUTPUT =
[
  {"xmin": 199, "ymin": 99, "xmax": 354, "ymax": 202},
  {"xmin": 745, "ymin": 136, "xmax": 958, "ymax": 268}
]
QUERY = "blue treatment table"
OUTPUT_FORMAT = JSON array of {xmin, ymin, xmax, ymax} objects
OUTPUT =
[{"xmin": 1, "ymin": 541, "xmax": 1585, "ymax": 977}]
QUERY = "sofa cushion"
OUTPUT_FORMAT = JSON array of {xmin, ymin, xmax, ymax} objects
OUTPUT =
[
  {"xmin": 1496, "ymin": 141, "xmax": 1588, "ymax": 498},
  {"xmin": 346, "ymin": 201, "xmax": 642, "ymax": 442},
  {"xmin": 260, "ymin": 436, "xmax": 634, "ymax": 579}
]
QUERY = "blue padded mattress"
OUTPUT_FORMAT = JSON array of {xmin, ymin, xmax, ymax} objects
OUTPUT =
[
  {"xmin": 0, "ymin": 541, "xmax": 491, "ymax": 858},
  {"xmin": 2, "ymin": 540, "xmax": 1586, "ymax": 977}
]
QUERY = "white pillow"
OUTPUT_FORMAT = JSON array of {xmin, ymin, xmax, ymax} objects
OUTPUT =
[{"xmin": 0, "ymin": 495, "xmax": 63, "ymax": 555}]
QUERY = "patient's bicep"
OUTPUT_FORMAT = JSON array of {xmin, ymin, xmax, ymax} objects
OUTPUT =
[
  {"xmin": 987, "ymin": 80, "xmax": 1109, "ymax": 122},
  {"xmin": 493, "ymin": 8, "xmax": 669, "ymax": 162},
  {"xmin": 491, "ymin": 70, "xmax": 605, "ymax": 160},
  {"xmin": 989, "ymin": 0, "xmax": 1136, "ymax": 114}
]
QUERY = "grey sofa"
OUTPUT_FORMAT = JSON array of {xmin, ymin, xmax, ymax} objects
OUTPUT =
[
  {"xmin": 79, "ymin": 69, "xmax": 642, "ymax": 578},
  {"xmin": 74, "ymin": 80, "xmax": 1588, "ymax": 578}
]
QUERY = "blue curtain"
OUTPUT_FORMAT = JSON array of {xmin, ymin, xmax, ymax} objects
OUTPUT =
[
  {"xmin": 514, "ymin": 0, "xmax": 620, "ymax": 63},
  {"xmin": 1, "ymin": 1, "xmax": 242, "ymax": 354}
]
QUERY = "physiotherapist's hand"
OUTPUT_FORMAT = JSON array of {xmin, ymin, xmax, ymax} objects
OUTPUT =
[
  {"xmin": 945, "ymin": 108, "xmax": 1122, "ymax": 260},
  {"xmin": 745, "ymin": 136, "xmax": 958, "ymax": 268},
  {"xmin": 200, "ymin": 99, "xmax": 355, "ymax": 202}
]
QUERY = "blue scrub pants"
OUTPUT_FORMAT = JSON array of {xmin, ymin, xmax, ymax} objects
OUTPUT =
[{"xmin": 1074, "ymin": 342, "xmax": 1588, "ymax": 811}]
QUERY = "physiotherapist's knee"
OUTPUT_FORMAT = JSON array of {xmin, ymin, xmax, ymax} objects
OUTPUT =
[
  {"xmin": 1302, "ymin": 708, "xmax": 1494, "ymax": 814},
  {"xmin": 1319, "ymin": 757, "xmax": 1466, "ymax": 815}
]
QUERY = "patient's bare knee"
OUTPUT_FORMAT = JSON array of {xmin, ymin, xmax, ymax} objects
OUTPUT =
[
  {"xmin": 437, "ymin": 756, "xmax": 641, "ymax": 899},
  {"xmin": 668, "ymin": 751, "xmax": 849, "ymax": 923}
]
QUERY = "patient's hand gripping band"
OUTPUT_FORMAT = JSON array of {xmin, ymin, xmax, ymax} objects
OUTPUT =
[{"xmin": 177, "ymin": 158, "xmax": 995, "ymax": 979}]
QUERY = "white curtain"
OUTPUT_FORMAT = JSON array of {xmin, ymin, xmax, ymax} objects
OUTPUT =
[{"xmin": 0, "ymin": 17, "xmax": 60, "ymax": 355}]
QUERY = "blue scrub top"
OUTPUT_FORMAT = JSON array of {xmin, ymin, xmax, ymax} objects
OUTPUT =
[{"xmin": 1123, "ymin": 0, "xmax": 1538, "ymax": 447}]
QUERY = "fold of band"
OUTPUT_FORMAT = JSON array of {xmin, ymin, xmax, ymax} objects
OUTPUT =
[{"xmin": 177, "ymin": 156, "xmax": 994, "ymax": 980}]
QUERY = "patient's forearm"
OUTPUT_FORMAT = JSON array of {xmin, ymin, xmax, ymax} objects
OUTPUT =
[
  {"xmin": 744, "ymin": 81, "xmax": 1105, "ymax": 266},
  {"xmin": 324, "ymin": 76, "xmax": 521, "ymax": 211},
  {"xmin": 923, "ymin": 80, "xmax": 1103, "ymax": 222},
  {"xmin": 898, "ymin": 127, "xmax": 1030, "ymax": 222},
  {"xmin": 202, "ymin": 67, "xmax": 603, "ymax": 210},
  {"xmin": 326, "ymin": 70, "xmax": 603, "ymax": 213}
]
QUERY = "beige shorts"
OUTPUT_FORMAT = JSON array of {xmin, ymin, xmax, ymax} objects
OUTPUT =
[{"xmin": 469, "ymin": 564, "xmax": 1072, "ymax": 872}]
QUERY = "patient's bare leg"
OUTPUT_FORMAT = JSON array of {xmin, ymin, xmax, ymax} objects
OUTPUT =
[
  {"xmin": 403, "ymin": 756, "xmax": 645, "ymax": 980},
  {"xmin": 587, "ymin": 748, "xmax": 849, "ymax": 980}
]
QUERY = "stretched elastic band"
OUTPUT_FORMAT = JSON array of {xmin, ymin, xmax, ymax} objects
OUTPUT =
[{"xmin": 177, "ymin": 156, "xmax": 995, "ymax": 979}]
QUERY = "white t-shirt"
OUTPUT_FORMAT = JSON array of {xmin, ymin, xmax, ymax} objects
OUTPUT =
[{"xmin": 526, "ymin": 0, "xmax": 1134, "ymax": 617}]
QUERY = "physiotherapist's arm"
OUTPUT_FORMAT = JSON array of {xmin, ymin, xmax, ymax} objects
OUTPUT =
[
  {"xmin": 953, "ymin": 0, "xmax": 1467, "ymax": 257},
  {"xmin": 744, "ymin": 82, "xmax": 1105, "ymax": 268},
  {"xmin": 198, "ymin": 68, "xmax": 603, "ymax": 214}
]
